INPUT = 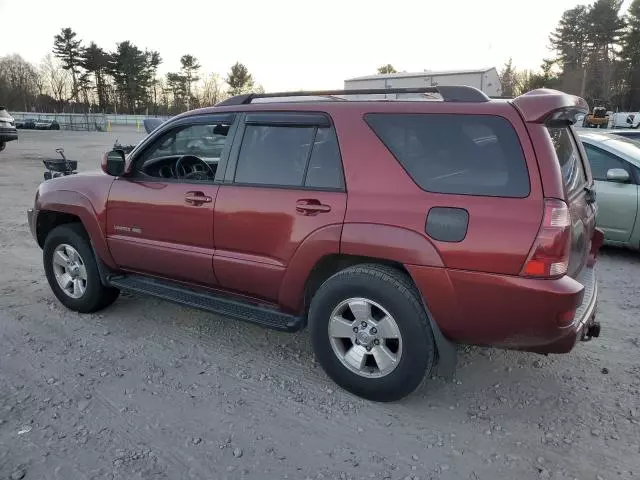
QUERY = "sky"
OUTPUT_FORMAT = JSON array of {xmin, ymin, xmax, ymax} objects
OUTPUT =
[{"xmin": 0, "ymin": 0, "xmax": 632, "ymax": 91}]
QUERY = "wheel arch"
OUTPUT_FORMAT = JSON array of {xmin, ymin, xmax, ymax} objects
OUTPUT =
[
  {"xmin": 301, "ymin": 254, "xmax": 458, "ymax": 376},
  {"xmin": 36, "ymin": 189, "xmax": 117, "ymax": 269}
]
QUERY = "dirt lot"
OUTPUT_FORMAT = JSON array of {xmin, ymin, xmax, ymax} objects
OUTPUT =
[{"xmin": 1, "ymin": 128, "xmax": 639, "ymax": 480}]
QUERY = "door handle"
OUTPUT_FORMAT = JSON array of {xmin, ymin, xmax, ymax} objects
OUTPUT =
[
  {"xmin": 185, "ymin": 191, "xmax": 212, "ymax": 205},
  {"xmin": 296, "ymin": 199, "xmax": 331, "ymax": 215}
]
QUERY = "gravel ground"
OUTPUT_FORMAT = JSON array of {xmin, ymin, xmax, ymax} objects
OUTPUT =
[{"xmin": 1, "ymin": 128, "xmax": 639, "ymax": 480}]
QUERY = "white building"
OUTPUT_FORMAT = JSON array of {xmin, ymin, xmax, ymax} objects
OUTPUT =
[{"xmin": 344, "ymin": 68, "xmax": 502, "ymax": 97}]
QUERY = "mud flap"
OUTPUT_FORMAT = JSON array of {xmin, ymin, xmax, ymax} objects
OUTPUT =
[
  {"xmin": 421, "ymin": 299, "xmax": 457, "ymax": 378},
  {"xmin": 90, "ymin": 240, "xmax": 112, "ymax": 287}
]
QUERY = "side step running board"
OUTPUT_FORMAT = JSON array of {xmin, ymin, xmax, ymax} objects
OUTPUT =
[{"xmin": 108, "ymin": 274, "xmax": 304, "ymax": 332}]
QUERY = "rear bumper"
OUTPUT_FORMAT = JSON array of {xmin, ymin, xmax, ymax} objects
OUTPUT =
[
  {"xmin": 407, "ymin": 263, "xmax": 599, "ymax": 354},
  {"xmin": 527, "ymin": 265, "xmax": 598, "ymax": 354}
]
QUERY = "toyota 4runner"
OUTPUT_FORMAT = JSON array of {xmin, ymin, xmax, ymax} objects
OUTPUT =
[{"xmin": 28, "ymin": 86, "xmax": 604, "ymax": 401}]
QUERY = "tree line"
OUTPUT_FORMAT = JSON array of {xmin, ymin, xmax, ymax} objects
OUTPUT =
[
  {"xmin": 0, "ymin": 27, "xmax": 259, "ymax": 115},
  {"xmin": 377, "ymin": 0, "xmax": 640, "ymax": 111},
  {"xmin": 500, "ymin": 0, "xmax": 640, "ymax": 110}
]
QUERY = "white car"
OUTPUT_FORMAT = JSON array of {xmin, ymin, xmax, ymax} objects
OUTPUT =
[
  {"xmin": 0, "ymin": 106, "xmax": 18, "ymax": 152},
  {"xmin": 577, "ymin": 131, "xmax": 640, "ymax": 248}
]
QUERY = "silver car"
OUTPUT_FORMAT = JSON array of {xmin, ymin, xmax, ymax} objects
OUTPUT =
[{"xmin": 577, "ymin": 131, "xmax": 640, "ymax": 249}]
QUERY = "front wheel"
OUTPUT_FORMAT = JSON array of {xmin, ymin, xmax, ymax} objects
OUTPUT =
[
  {"xmin": 0, "ymin": 142, "xmax": 6, "ymax": 152},
  {"xmin": 43, "ymin": 223, "xmax": 119, "ymax": 313},
  {"xmin": 309, "ymin": 264, "xmax": 436, "ymax": 402}
]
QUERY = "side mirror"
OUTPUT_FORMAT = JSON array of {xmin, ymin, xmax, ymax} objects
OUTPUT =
[
  {"xmin": 101, "ymin": 149, "xmax": 126, "ymax": 176},
  {"xmin": 606, "ymin": 168, "xmax": 630, "ymax": 183}
]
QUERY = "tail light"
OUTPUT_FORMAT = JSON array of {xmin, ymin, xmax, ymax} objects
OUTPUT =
[{"xmin": 521, "ymin": 199, "xmax": 571, "ymax": 278}]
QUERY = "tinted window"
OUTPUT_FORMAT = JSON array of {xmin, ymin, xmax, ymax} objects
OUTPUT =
[
  {"xmin": 235, "ymin": 125, "xmax": 314, "ymax": 186},
  {"xmin": 547, "ymin": 127, "xmax": 586, "ymax": 195},
  {"xmin": 583, "ymin": 144, "xmax": 630, "ymax": 181},
  {"xmin": 305, "ymin": 127, "xmax": 343, "ymax": 189},
  {"xmin": 365, "ymin": 114, "xmax": 530, "ymax": 197}
]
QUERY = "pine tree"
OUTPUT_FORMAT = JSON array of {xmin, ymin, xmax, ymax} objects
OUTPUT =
[
  {"xmin": 499, "ymin": 58, "xmax": 518, "ymax": 97},
  {"xmin": 226, "ymin": 62, "xmax": 254, "ymax": 96},
  {"xmin": 82, "ymin": 42, "xmax": 110, "ymax": 111},
  {"xmin": 550, "ymin": 5, "xmax": 590, "ymax": 96},
  {"xmin": 53, "ymin": 28, "xmax": 83, "ymax": 103},
  {"xmin": 621, "ymin": 0, "xmax": 640, "ymax": 108},
  {"xmin": 180, "ymin": 55, "xmax": 200, "ymax": 109},
  {"xmin": 108, "ymin": 41, "xmax": 151, "ymax": 114}
]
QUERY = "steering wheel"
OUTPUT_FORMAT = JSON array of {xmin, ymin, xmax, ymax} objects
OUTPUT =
[{"xmin": 175, "ymin": 155, "xmax": 215, "ymax": 180}]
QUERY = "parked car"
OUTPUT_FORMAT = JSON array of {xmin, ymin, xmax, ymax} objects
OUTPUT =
[
  {"xmin": 27, "ymin": 86, "xmax": 604, "ymax": 401},
  {"xmin": 15, "ymin": 118, "xmax": 37, "ymax": 129},
  {"xmin": 577, "ymin": 131, "xmax": 640, "ymax": 249},
  {"xmin": 0, "ymin": 107, "xmax": 18, "ymax": 152},
  {"xmin": 603, "ymin": 128, "xmax": 640, "ymax": 141},
  {"xmin": 35, "ymin": 119, "xmax": 61, "ymax": 130}
]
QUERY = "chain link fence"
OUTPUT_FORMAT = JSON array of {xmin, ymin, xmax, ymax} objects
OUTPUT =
[{"xmin": 11, "ymin": 113, "xmax": 171, "ymax": 131}]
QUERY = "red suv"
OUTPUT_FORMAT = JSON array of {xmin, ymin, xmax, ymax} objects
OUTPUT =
[{"xmin": 27, "ymin": 86, "xmax": 604, "ymax": 401}]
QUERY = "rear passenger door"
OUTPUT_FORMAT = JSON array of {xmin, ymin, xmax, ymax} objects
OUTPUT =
[{"xmin": 213, "ymin": 112, "xmax": 347, "ymax": 302}]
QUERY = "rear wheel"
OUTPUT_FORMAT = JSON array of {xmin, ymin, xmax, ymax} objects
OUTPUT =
[
  {"xmin": 43, "ymin": 223, "xmax": 119, "ymax": 313},
  {"xmin": 309, "ymin": 264, "xmax": 436, "ymax": 402},
  {"xmin": 0, "ymin": 142, "xmax": 6, "ymax": 152}
]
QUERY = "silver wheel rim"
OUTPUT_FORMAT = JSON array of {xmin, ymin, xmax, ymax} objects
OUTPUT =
[
  {"xmin": 52, "ymin": 244, "xmax": 87, "ymax": 299},
  {"xmin": 328, "ymin": 297, "xmax": 403, "ymax": 378}
]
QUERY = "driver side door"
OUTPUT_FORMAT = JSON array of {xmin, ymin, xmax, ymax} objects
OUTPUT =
[{"xmin": 106, "ymin": 113, "xmax": 237, "ymax": 286}]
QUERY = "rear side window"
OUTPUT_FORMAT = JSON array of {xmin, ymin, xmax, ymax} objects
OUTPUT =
[
  {"xmin": 547, "ymin": 127, "xmax": 586, "ymax": 195},
  {"xmin": 365, "ymin": 113, "xmax": 530, "ymax": 197},
  {"xmin": 235, "ymin": 125, "xmax": 313, "ymax": 186},
  {"xmin": 304, "ymin": 127, "xmax": 344, "ymax": 189},
  {"xmin": 235, "ymin": 124, "xmax": 344, "ymax": 189}
]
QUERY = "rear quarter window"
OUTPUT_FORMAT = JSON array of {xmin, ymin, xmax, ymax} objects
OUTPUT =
[
  {"xmin": 546, "ymin": 127, "xmax": 587, "ymax": 196},
  {"xmin": 364, "ymin": 113, "xmax": 530, "ymax": 197}
]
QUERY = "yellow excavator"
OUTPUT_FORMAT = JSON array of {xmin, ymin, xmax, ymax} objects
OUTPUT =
[{"xmin": 583, "ymin": 105, "xmax": 609, "ymax": 128}]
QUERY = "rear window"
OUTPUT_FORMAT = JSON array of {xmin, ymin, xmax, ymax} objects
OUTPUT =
[
  {"xmin": 547, "ymin": 127, "xmax": 586, "ymax": 195},
  {"xmin": 365, "ymin": 114, "xmax": 530, "ymax": 197}
]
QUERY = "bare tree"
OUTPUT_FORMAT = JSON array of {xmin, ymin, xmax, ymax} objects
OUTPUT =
[
  {"xmin": 199, "ymin": 73, "xmax": 226, "ymax": 106},
  {"xmin": 0, "ymin": 54, "xmax": 39, "ymax": 111},
  {"xmin": 41, "ymin": 54, "xmax": 71, "ymax": 108}
]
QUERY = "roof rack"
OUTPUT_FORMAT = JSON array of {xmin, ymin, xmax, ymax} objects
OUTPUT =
[{"xmin": 215, "ymin": 86, "xmax": 490, "ymax": 106}]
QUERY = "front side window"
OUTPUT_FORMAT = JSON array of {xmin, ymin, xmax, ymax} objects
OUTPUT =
[
  {"xmin": 583, "ymin": 144, "xmax": 630, "ymax": 181},
  {"xmin": 134, "ymin": 119, "xmax": 233, "ymax": 180},
  {"xmin": 143, "ymin": 122, "xmax": 231, "ymax": 163},
  {"xmin": 365, "ymin": 113, "xmax": 530, "ymax": 197}
]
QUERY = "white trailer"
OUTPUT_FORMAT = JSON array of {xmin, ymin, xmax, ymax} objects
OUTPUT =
[{"xmin": 344, "ymin": 68, "xmax": 502, "ymax": 97}]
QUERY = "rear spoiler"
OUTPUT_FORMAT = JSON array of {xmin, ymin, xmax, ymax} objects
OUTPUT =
[{"xmin": 510, "ymin": 89, "xmax": 589, "ymax": 125}]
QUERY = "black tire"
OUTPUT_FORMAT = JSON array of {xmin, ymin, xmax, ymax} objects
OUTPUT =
[
  {"xmin": 43, "ymin": 223, "xmax": 119, "ymax": 313},
  {"xmin": 309, "ymin": 264, "xmax": 436, "ymax": 402},
  {"xmin": 0, "ymin": 142, "xmax": 6, "ymax": 152}
]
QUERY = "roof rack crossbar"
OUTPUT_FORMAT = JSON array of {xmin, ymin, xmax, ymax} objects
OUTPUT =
[{"xmin": 215, "ymin": 86, "xmax": 490, "ymax": 106}]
